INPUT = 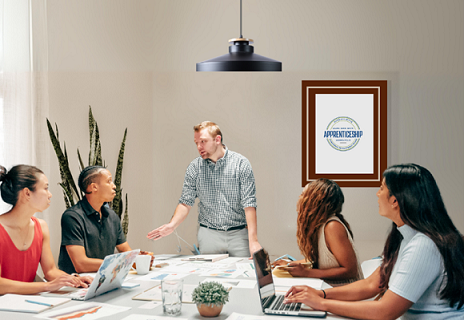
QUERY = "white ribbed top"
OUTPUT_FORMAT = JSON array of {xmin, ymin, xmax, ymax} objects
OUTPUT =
[
  {"xmin": 389, "ymin": 224, "xmax": 464, "ymax": 319},
  {"xmin": 317, "ymin": 216, "xmax": 364, "ymax": 287}
]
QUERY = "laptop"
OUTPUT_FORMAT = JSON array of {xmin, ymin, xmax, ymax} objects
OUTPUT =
[
  {"xmin": 46, "ymin": 249, "xmax": 140, "ymax": 301},
  {"xmin": 252, "ymin": 248, "xmax": 327, "ymax": 318}
]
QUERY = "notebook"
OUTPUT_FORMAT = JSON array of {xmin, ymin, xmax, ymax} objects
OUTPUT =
[
  {"xmin": 0, "ymin": 294, "xmax": 70, "ymax": 313},
  {"xmin": 252, "ymin": 248, "xmax": 327, "ymax": 318},
  {"xmin": 181, "ymin": 253, "xmax": 229, "ymax": 262},
  {"xmin": 45, "ymin": 249, "xmax": 140, "ymax": 301}
]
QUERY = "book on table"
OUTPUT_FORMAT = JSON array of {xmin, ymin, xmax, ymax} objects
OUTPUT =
[
  {"xmin": 0, "ymin": 294, "xmax": 71, "ymax": 313},
  {"xmin": 181, "ymin": 254, "xmax": 229, "ymax": 262}
]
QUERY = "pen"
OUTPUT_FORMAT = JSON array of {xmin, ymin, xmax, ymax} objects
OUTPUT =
[{"xmin": 25, "ymin": 299, "xmax": 53, "ymax": 307}]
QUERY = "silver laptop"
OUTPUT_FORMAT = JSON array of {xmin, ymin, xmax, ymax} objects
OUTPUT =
[
  {"xmin": 252, "ymin": 248, "xmax": 327, "ymax": 318},
  {"xmin": 46, "ymin": 249, "xmax": 140, "ymax": 301}
]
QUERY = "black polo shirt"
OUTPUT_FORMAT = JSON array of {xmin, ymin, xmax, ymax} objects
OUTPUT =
[{"xmin": 58, "ymin": 196, "xmax": 126, "ymax": 274}]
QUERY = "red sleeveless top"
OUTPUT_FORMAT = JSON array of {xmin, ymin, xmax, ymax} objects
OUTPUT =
[{"xmin": 0, "ymin": 216, "xmax": 43, "ymax": 282}]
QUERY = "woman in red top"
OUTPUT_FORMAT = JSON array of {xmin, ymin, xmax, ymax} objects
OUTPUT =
[{"xmin": 0, "ymin": 165, "xmax": 92, "ymax": 294}]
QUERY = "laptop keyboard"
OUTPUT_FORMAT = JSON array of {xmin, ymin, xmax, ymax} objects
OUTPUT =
[{"xmin": 271, "ymin": 295, "xmax": 301, "ymax": 311}]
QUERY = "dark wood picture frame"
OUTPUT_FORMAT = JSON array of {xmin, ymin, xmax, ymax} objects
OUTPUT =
[{"xmin": 302, "ymin": 80, "xmax": 387, "ymax": 187}]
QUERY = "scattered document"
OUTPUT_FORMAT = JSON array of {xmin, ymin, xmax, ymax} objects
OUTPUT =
[
  {"xmin": 181, "ymin": 254, "xmax": 229, "ymax": 262},
  {"xmin": 122, "ymin": 282, "xmax": 140, "ymax": 289},
  {"xmin": 200, "ymin": 268, "xmax": 243, "ymax": 278},
  {"xmin": 152, "ymin": 254, "xmax": 182, "ymax": 261},
  {"xmin": 122, "ymin": 315, "xmax": 188, "ymax": 320},
  {"xmin": 132, "ymin": 284, "xmax": 196, "ymax": 303},
  {"xmin": 137, "ymin": 301, "xmax": 162, "ymax": 309},
  {"xmin": 201, "ymin": 278, "xmax": 256, "ymax": 289},
  {"xmin": 136, "ymin": 272, "xmax": 189, "ymax": 282},
  {"xmin": 0, "ymin": 294, "xmax": 70, "ymax": 313},
  {"xmin": 35, "ymin": 302, "xmax": 130, "ymax": 320},
  {"xmin": 215, "ymin": 257, "xmax": 247, "ymax": 264},
  {"xmin": 236, "ymin": 262, "xmax": 256, "ymax": 278},
  {"xmin": 226, "ymin": 312, "xmax": 265, "ymax": 320}
]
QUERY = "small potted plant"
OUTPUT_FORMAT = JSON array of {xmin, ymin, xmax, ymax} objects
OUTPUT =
[{"xmin": 192, "ymin": 281, "xmax": 230, "ymax": 317}]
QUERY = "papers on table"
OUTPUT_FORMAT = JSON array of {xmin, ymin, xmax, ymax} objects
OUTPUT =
[
  {"xmin": 122, "ymin": 315, "xmax": 188, "ymax": 320},
  {"xmin": 121, "ymin": 282, "xmax": 141, "ymax": 289},
  {"xmin": 152, "ymin": 254, "xmax": 182, "ymax": 260},
  {"xmin": 35, "ymin": 302, "xmax": 130, "ymax": 319},
  {"xmin": 137, "ymin": 301, "xmax": 162, "ymax": 309},
  {"xmin": 201, "ymin": 278, "xmax": 256, "ymax": 289},
  {"xmin": 199, "ymin": 268, "xmax": 243, "ymax": 278},
  {"xmin": 136, "ymin": 272, "xmax": 189, "ymax": 282},
  {"xmin": 0, "ymin": 294, "xmax": 70, "ymax": 313},
  {"xmin": 181, "ymin": 253, "xmax": 229, "ymax": 262},
  {"xmin": 236, "ymin": 262, "xmax": 256, "ymax": 278},
  {"xmin": 226, "ymin": 312, "xmax": 266, "ymax": 320},
  {"xmin": 132, "ymin": 284, "xmax": 196, "ymax": 303}
]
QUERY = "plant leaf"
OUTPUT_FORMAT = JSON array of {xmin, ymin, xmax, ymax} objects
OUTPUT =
[
  {"xmin": 62, "ymin": 189, "xmax": 71, "ymax": 209},
  {"xmin": 89, "ymin": 106, "xmax": 97, "ymax": 166},
  {"xmin": 112, "ymin": 128, "xmax": 127, "ymax": 216},
  {"xmin": 46, "ymin": 119, "xmax": 80, "ymax": 203},
  {"xmin": 59, "ymin": 182, "xmax": 75, "ymax": 207},
  {"xmin": 77, "ymin": 148, "xmax": 85, "ymax": 172},
  {"xmin": 122, "ymin": 193, "xmax": 129, "ymax": 238}
]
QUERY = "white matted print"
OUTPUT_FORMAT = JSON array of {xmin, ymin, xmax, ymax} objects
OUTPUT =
[{"xmin": 315, "ymin": 93, "xmax": 374, "ymax": 174}]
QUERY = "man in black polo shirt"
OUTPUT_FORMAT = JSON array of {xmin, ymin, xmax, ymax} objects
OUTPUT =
[{"xmin": 58, "ymin": 166, "xmax": 140, "ymax": 274}]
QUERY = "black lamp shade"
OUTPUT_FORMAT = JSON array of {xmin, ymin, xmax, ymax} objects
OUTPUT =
[{"xmin": 196, "ymin": 40, "xmax": 281, "ymax": 72}]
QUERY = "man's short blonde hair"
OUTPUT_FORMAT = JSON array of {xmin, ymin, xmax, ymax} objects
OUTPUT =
[{"xmin": 194, "ymin": 121, "xmax": 223, "ymax": 143}]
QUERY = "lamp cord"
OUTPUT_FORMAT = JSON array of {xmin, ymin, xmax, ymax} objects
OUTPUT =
[{"xmin": 240, "ymin": 0, "xmax": 242, "ymax": 38}]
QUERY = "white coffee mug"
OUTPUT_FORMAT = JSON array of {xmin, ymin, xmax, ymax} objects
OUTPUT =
[{"xmin": 134, "ymin": 255, "xmax": 151, "ymax": 275}]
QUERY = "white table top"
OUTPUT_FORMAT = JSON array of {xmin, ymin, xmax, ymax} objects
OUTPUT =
[{"xmin": 0, "ymin": 256, "xmax": 349, "ymax": 319}]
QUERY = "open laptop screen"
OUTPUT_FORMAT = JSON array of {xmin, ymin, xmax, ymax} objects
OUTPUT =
[{"xmin": 253, "ymin": 248, "xmax": 275, "ymax": 300}]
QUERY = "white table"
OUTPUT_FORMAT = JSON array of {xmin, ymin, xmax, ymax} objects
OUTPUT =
[{"xmin": 0, "ymin": 256, "xmax": 349, "ymax": 319}]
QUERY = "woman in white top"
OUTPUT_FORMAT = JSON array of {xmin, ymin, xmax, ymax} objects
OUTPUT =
[
  {"xmin": 283, "ymin": 164, "xmax": 464, "ymax": 319},
  {"xmin": 273, "ymin": 179, "xmax": 363, "ymax": 286}
]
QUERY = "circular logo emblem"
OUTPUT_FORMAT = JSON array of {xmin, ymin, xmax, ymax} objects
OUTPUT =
[{"xmin": 323, "ymin": 116, "xmax": 363, "ymax": 151}]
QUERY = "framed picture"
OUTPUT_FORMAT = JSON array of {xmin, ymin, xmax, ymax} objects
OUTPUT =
[{"xmin": 302, "ymin": 80, "xmax": 387, "ymax": 187}]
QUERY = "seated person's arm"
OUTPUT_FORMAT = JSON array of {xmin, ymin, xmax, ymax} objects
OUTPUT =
[
  {"xmin": 66, "ymin": 245, "xmax": 105, "ymax": 273},
  {"xmin": 285, "ymin": 282, "xmax": 412, "ymax": 320},
  {"xmin": 288, "ymin": 220, "xmax": 359, "ymax": 280},
  {"xmin": 40, "ymin": 219, "xmax": 91, "ymax": 286},
  {"xmin": 116, "ymin": 241, "xmax": 131, "ymax": 252},
  {"xmin": 324, "ymin": 267, "xmax": 382, "ymax": 301},
  {"xmin": 0, "ymin": 220, "xmax": 90, "ymax": 295},
  {"xmin": 0, "ymin": 267, "xmax": 82, "ymax": 295}
]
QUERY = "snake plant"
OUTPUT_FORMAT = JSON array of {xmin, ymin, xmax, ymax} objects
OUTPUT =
[{"xmin": 46, "ymin": 106, "xmax": 129, "ymax": 236}]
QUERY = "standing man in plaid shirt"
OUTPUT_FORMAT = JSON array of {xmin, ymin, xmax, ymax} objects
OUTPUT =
[{"xmin": 147, "ymin": 121, "xmax": 261, "ymax": 257}]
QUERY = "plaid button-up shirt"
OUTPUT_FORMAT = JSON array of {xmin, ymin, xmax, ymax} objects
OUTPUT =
[{"xmin": 179, "ymin": 146, "xmax": 257, "ymax": 230}]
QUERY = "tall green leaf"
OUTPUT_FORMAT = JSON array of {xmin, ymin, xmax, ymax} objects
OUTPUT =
[
  {"xmin": 88, "ymin": 107, "xmax": 103, "ymax": 167},
  {"xmin": 77, "ymin": 148, "xmax": 85, "ymax": 172},
  {"xmin": 62, "ymin": 190, "xmax": 71, "ymax": 209},
  {"xmin": 46, "ymin": 119, "xmax": 81, "ymax": 203},
  {"xmin": 59, "ymin": 182, "xmax": 74, "ymax": 208},
  {"xmin": 112, "ymin": 128, "xmax": 127, "ymax": 217},
  {"xmin": 122, "ymin": 194, "xmax": 129, "ymax": 237}
]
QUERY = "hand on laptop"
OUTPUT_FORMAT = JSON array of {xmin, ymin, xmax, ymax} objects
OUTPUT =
[
  {"xmin": 46, "ymin": 274, "xmax": 89, "ymax": 292},
  {"xmin": 284, "ymin": 285, "xmax": 324, "ymax": 310},
  {"xmin": 76, "ymin": 275, "xmax": 93, "ymax": 288}
]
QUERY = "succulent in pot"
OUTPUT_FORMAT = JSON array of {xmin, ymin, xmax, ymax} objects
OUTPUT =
[{"xmin": 192, "ymin": 281, "xmax": 230, "ymax": 317}]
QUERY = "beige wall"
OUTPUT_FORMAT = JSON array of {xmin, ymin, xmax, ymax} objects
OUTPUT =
[{"xmin": 45, "ymin": 0, "xmax": 464, "ymax": 263}]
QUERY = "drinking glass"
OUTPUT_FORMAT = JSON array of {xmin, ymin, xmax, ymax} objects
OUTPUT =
[{"xmin": 161, "ymin": 279, "xmax": 183, "ymax": 315}]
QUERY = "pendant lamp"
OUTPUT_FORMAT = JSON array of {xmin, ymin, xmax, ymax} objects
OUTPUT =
[{"xmin": 196, "ymin": 0, "xmax": 281, "ymax": 72}]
